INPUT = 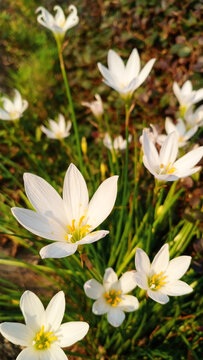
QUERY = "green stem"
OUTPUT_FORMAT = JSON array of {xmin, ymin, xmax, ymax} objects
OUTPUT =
[{"xmin": 56, "ymin": 41, "xmax": 83, "ymax": 172}]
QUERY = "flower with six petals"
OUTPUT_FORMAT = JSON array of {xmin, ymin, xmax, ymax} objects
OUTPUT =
[
  {"xmin": 0, "ymin": 290, "xmax": 89, "ymax": 360},
  {"xmin": 173, "ymin": 80, "xmax": 203, "ymax": 116},
  {"xmin": 82, "ymin": 94, "xmax": 104, "ymax": 119},
  {"xmin": 0, "ymin": 89, "xmax": 28, "ymax": 121},
  {"xmin": 41, "ymin": 114, "xmax": 71, "ymax": 140},
  {"xmin": 12, "ymin": 163, "xmax": 118, "ymax": 259}
]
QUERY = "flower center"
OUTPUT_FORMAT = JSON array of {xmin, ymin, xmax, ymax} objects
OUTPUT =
[
  {"xmin": 10, "ymin": 110, "xmax": 19, "ymax": 119},
  {"xmin": 33, "ymin": 325, "xmax": 57, "ymax": 351},
  {"xmin": 148, "ymin": 271, "xmax": 167, "ymax": 290},
  {"xmin": 104, "ymin": 289, "xmax": 122, "ymax": 307},
  {"xmin": 160, "ymin": 162, "xmax": 176, "ymax": 175},
  {"xmin": 65, "ymin": 215, "xmax": 91, "ymax": 243},
  {"xmin": 180, "ymin": 105, "xmax": 187, "ymax": 118}
]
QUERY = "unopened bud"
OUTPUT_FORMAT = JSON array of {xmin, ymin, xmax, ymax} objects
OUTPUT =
[
  {"xmin": 100, "ymin": 162, "xmax": 107, "ymax": 181},
  {"xmin": 81, "ymin": 136, "xmax": 87, "ymax": 156}
]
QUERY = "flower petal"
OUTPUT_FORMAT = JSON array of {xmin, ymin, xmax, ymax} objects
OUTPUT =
[
  {"xmin": 135, "ymin": 248, "xmax": 151, "ymax": 274},
  {"xmin": 118, "ymin": 295, "xmax": 139, "ymax": 312},
  {"xmin": 142, "ymin": 130, "xmax": 160, "ymax": 173},
  {"xmin": 147, "ymin": 290, "xmax": 169, "ymax": 304},
  {"xmin": 39, "ymin": 346, "xmax": 67, "ymax": 360},
  {"xmin": 107, "ymin": 50, "xmax": 125, "ymax": 80},
  {"xmin": 119, "ymin": 271, "xmax": 137, "ymax": 294},
  {"xmin": 134, "ymin": 272, "xmax": 148, "ymax": 290},
  {"xmin": 57, "ymin": 321, "xmax": 89, "ymax": 347},
  {"xmin": 16, "ymin": 348, "xmax": 38, "ymax": 360},
  {"xmin": 87, "ymin": 176, "xmax": 118, "ymax": 230},
  {"xmin": 63, "ymin": 163, "xmax": 89, "ymax": 224},
  {"xmin": 23, "ymin": 173, "xmax": 66, "ymax": 226},
  {"xmin": 11, "ymin": 208, "xmax": 65, "ymax": 241},
  {"xmin": 77, "ymin": 230, "xmax": 109, "ymax": 245},
  {"xmin": 125, "ymin": 48, "xmax": 140, "ymax": 82},
  {"xmin": 84, "ymin": 279, "xmax": 104, "ymax": 299},
  {"xmin": 151, "ymin": 244, "xmax": 169, "ymax": 274},
  {"xmin": 161, "ymin": 280, "xmax": 193, "ymax": 296},
  {"xmin": 174, "ymin": 146, "xmax": 203, "ymax": 172},
  {"xmin": 165, "ymin": 117, "xmax": 178, "ymax": 135},
  {"xmin": 0, "ymin": 323, "xmax": 33, "ymax": 346},
  {"xmin": 92, "ymin": 298, "xmax": 109, "ymax": 315},
  {"xmin": 103, "ymin": 268, "xmax": 118, "ymax": 290},
  {"xmin": 136, "ymin": 58, "xmax": 156, "ymax": 88},
  {"xmin": 107, "ymin": 308, "xmax": 125, "ymax": 327},
  {"xmin": 165, "ymin": 256, "xmax": 191, "ymax": 281},
  {"xmin": 40, "ymin": 242, "xmax": 78, "ymax": 259},
  {"xmin": 159, "ymin": 132, "xmax": 178, "ymax": 166},
  {"xmin": 20, "ymin": 290, "xmax": 45, "ymax": 332},
  {"xmin": 45, "ymin": 291, "xmax": 65, "ymax": 331}
]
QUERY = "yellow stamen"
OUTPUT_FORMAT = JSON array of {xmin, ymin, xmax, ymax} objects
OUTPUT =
[
  {"xmin": 104, "ymin": 289, "xmax": 122, "ymax": 307},
  {"xmin": 150, "ymin": 271, "xmax": 167, "ymax": 290},
  {"xmin": 33, "ymin": 325, "xmax": 57, "ymax": 351}
]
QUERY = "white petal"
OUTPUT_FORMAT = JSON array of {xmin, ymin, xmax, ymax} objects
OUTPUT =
[
  {"xmin": 45, "ymin": 291, "xmax": 65, "ymax": 331},
  {"xmin": 40, "ymin": 242, "xmax": 78, "ymax": 259},
  {"xmin": 107, "ymin": 49, "xmax": 125, "ymax": 80},
  {"xmin": 142, "ymin": 130, "xmax": 160, "ymax": 173},
  {"xmin": 87, "ymin": 176, "xmax": 118, "ymax": 230},
  {"xmin": 135, "ymin": 248, "xmax": 151, "ymax": 274},
  {"xmin": 107, "ymin": 308, "xmax": 125, "ymax": 327},
  {"xmin": 174, "ymin": 147, "xmax": 203, "ymax": 172},
  {"xmin": 136, "ymin": 58, "xmax": 156, "ymax": 87},
  {"xmin": 165, "ymin": 117, "xmax": 178, "ymax": 135},
  {"xmin": 23, "ymin": 173, "xmax": 66, "ymax": 225},
  {"xmin": 63, "ymin": 5, "xmax": 79, "ymax": 32},
  {"xmin": 173, "ymin": 82, "xmax": 182, "ymax": 104},
  {"xmin": 0, "ymin": 108, "xmax": 10, "ymax": 120},
  {"xmin": 134, "ymin": 272, "xmax": 148, "ymax": 290},
  {"xmin": 63, "ymin": 163, "xmax": 89, "ymax": 224},
  {"xmin": 182, "ymin": 80, "xmax": 192, "ymax": 95},
  {"xmin": 11, "ymin": 208, "xmax": 65, "ymax": 241},
  {"xmin": 165, "ymin": 256, "xmax": 191, "ymax": 281},
  {"xmin": 103, "ymin": 268, "xmax": 118, "ymax": 290},
  {"xmin": 2, "ymin": 97, "xmax": 14, "ymax": 113},
  {"xmin": 161, "ymin": 280, "xmax": 193, "ymax": 296},
  {"xmin": 13, "ymin": 89, "xmax": 23, "ymax": 111},
  {"xmin": 193, "ymin": 88, "xmax": 203, "ymax": 104},
  {"xmin": 147, "ymin": 290, "xmax": 169, "ymax": 304},
  {"xmin": 125, "ymin": 48, "xmax": 140, "ymax": 82},
  {"xmin": 119, "ymin": 271, "xmax": 137, "ymax": 294},
  {"xmin": 159, "ymin": 132, "xmax": 178, "ymax": 166},
  {"xmin": 176, "ymin": 118, "xmax": 186, "ymax": 136},
  {"xmin": 41, "ymin": 125, "xmax": 56, "ymax": 139},
  {"xmin": 151, "ymin": 244, "xmax": 169, "ymax": 274},
  {"xmin": 174, "ymin": 166, "xmax": 201, "ymax": 178},
  {"xmin": 0, "ymin": 323, "xmax": 33, "ymax": 346},
  {"xmin": 97, "ymin": 63, "xmax": 116, "ymax": 86},
  {"xmin": 92, "ymin": 298, "xmax": 109, "ymax": 314},
  {"xmin": 77, "ymin": 230, "xmax": 109, "ymax": 245},
  {"xmin": 84, "ymin": 279, "xmax": 104, "ymax": 299},
  {"xmin": 54, "ymin": 6, "xmax": 65, "ymax": 26},
  {"xmin": 20, "ymin": 290, "xmax": 45, "ymax": 332},
  {"xmin": 16, "ymin": 348, "xmax": 38, "ymax": 360},
  {"xmin": 58, "ymin": 321, "xmax": 89, "ymax": 347},
  {"xmin": 118, "ymin": 295, "xmax": 139, "ymax": 312},
  {"xmin": 40, "ymin": 346, "xmax": 67, "ymax": 360}
]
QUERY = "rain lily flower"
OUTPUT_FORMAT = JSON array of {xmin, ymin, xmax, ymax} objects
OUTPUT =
[
  {"xmin": 84, "ymin": 267, "xmax": 139, "ymax": 327},
  {"xmin": 98, "ymin": 48, "xmax": 156, "ymax": 99},
  {"xmin": 0, "ymin": 89, "xmax": 28, "ymax": 121},
  {"xmin": 41, "ymin": 114, "xmax": 71, "ymax": 140},
  {"xmin": 82, "ymin": 94, "xmax": 103, "ymax": 119},
  {"xmin": 156, "ymin": 117, "xmax": 198, "ymax": 148},
  {"xmin": 134, "ymin": 244, "xmax": 193, "ymax": 304},
  {"xmin": 103, "ymin": 133, "xmax": 132, "ymax": 151},
  {"xmin": 184, "ymin": 105, "xmax": 203, "ymax": 130},
  {"xmin": 173, "ymin": 80, "xmax": 203, "ymax": 116},
  {"xmin": 12, "ymin": 163, "xmax": 118, "ymax": 259},
  {"xmin": 0, "ymin": 290, "xmax": 89, "ymax": 359},
  {"xmin": 142, "ymin": 130, "xmax": 203, "ymax": 181},
  {"xmin": 36, "ymin": 5, "xmax": 79, "ymax": 41},
  {"xmin": 139, "ymin": 124, "xmax": 160, "ymax": 145}
]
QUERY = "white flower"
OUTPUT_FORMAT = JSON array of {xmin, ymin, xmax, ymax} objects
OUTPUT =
[
  {"xmin": 82, "ymin": 94, "xmax": 103, "ymax": 119},
  {"xmin": 0, "ymin": 290, "xmax": 89, "ymax": 360},
  {"xmin": 98, "ymin": 48, "xmax": 156, "ymax": 98},
  {"xmin": 173, "ymin": 80, "xmax": 203, "ymax": 115},
  {"xmin": 134, "ymin": 244, "xmax": 193, "ymax": 304},
  {"xmin": 41, "ymin": 114, "xmax": 71, "ymax": 140},
  {"xmin": 36, "ymin": 5, "xmax": 79, "ymax": 38},
  {"xmin": 0, "ymin": 89, "xmax": 28, "ymax": 121},
  {"xmin": 139, "ymin": 124, "xmax": 159, "ymax": 145},
  {"xmin": 12, "ymin": 163, "xmax": 118, "ymax": 259},
  {"xmin": 84, "ymin": 268, "xmax": 138, "ymax": 327},
  {"xmin": 156, "ymin": 117, "xmax": 198, "ymax": 148},
  {"xmin": 142, "ymin": 130, "xmax": 203, "ymax": 181},
  {"xmin": 103, "ymin": 133, "xmax": 132, "ymax": 152},
  {"xmin": 184, "ymin": 105, "xmax": 203, "ymax": 130}
]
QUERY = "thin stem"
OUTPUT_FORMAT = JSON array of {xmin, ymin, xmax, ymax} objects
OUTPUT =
[{"xmin": 56, "ymin": 40, "xmax": 83, "ymax": 172}]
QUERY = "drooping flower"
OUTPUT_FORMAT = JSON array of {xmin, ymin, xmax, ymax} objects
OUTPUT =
[
  {"xmin": 142, "ymin": 130, "xmax": 203, "ymax": 181},
  {"xmin": 0, "ymin": 290, "xmax": 89, "ymax": 360},
  {"xmin": 156, "ymin": 117, "xmax": 198, "ymax": 148},
  {"xmin": 0, "ymin": 89, "xmax": 28, "ymax": 121},
  {"xmin": 103, "ymin": 133, "xmax": 132, "ymax": 152},
  {"xmin": 134, "ymin": 244, "xmax": 193, "ymax": 304},
  {"xmin": 84, "ymin": 268, "xmax": 138, "ymax": 327},
  {"xmin": 41, "ymin": 114, "xmax": 71, "ymax": 140},
  {"xmin": 36, "ymin": 5, "xmax": 79, "ymax": 40},
  {"xmin": 173, "ymin": 80, "xmax": 203, "ymax": 116},
  {"xmin": 82, "ymin": 94, "xmax": 103, "ymax": 119},
  {"xmin": 98, "ymin": 48, "xmax": 156, "ymax": 99},
  {"xmin": 12, "ymin": 163, "xmax": 118, "ymax": 259}
]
